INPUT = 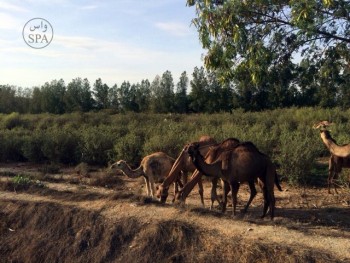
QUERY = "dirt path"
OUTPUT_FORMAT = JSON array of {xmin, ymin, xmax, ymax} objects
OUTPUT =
[{"xmin": 1, "ymin": 164, "xmax": 350, "ymax": 262}]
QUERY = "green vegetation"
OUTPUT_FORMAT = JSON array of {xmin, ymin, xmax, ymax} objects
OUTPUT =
[
  {"xmin": 0, "ymin": 108, "xmax": 349, "ymax": 186},
  {"xmin": 187, "ymin": 0, "xmax": 350, "ymax": 110}
]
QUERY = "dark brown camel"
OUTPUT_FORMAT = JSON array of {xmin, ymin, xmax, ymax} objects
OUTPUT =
[{"xmin": 185, "ymin": 141, "xmax": 282, "ymax": 219}]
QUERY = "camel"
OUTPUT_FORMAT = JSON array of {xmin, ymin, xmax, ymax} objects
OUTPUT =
[
  {"xmin": 174, "ymin": 137, "xmax": 241, "ymax": 209},
  {"xmin": 313, "ymin": 121, "xmax": 350, "ymax": 158},
  {"xmin": 328, "ymin": 154, "xmax": 350, "ymax": 194},
  {"xmin": 156, "ymin": 135, "xmax": 217, "ymax": 206},
  {"xmin": 313, "ymin": 121, "xmax": 350, "ymax": 193},
  {"xmin": 110, "ymin": 152, "xmax": 176, "ymax": 198},
  {"xmin": 185, "ymin": 141, "xmax": 282, "ymax": 219}
]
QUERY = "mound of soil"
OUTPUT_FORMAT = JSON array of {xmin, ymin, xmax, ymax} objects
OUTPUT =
[{"xmin": 0, "ymin": 163, "xmax": 349, "ymax": 262}]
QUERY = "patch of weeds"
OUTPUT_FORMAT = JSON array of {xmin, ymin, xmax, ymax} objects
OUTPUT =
[{"xmin": 12, "ymin": 174, "xmax": 32, "ymax": 191}]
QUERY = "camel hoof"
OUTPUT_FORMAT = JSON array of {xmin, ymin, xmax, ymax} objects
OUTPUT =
[{"xmin": 240, "ymin": 208, "xmax": 248, "ymax": 214}]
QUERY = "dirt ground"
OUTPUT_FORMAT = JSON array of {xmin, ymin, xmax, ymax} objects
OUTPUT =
[{"xmin": 0, "ymin": 162, "xmax": 349, "ymax": 263}]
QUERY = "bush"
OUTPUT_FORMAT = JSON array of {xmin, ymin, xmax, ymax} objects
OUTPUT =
[
  {"xmin": 41, "ymin": 128, "xmax": 81, "ymax": 164},
  {"xmin": 274, "ymin": 127, "xmax": 321, "ymax": 185}
]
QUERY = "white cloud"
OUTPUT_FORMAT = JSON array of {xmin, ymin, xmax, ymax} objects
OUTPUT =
[
  {"xmin": 0, "ymin": 12, "xmax": 23, "ymax": 30},
  {"xmin": 155, "ymin": 22, "xmax": 191, "ymax": 37},
  {"xmin": 80, "ymin": 5, "xmax": 98, "ymax": 10},
  {"xmin": 0, "ymin": 2, "xmax": 28, "ymax": 12}
]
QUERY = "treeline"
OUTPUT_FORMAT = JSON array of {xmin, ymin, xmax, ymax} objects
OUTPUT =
[{"xmin": 1, "ymin": 66, "xmax": 350, "ymax": 114}]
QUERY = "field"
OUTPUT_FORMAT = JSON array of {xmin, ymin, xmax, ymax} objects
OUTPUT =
[
  {"xmin": 0, "ymin": 109, "xmax": 350, "ymax": 262},
  {"xmin": 0, "ymin": 161, "xmax": 349, "ymax": 263}
]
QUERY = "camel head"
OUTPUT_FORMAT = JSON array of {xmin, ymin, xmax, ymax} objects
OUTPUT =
[
  {"xmin": 109, "ymin": 160, "xmax": 127, "ymax": 171},
  {"xmin": 313, "ymin": 121, "xmax": 334, "ymax": 130},
  {"xmin": 185, "ymin": 143, "xmax": 201, "ymax": 161},
  {"xmin": 156, "ymin": 184, "xmax": 169, "ymax": 203}
]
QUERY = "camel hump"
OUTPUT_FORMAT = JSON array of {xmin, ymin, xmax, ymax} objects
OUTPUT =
[{"xmin": 198, "ymin": 135, "xmax": 217, "ymax": 144}]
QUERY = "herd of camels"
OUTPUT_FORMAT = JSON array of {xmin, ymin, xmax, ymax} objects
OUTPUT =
[{"xmin": 110, "ymin": 120, "xmax": 349, "ymax": 220}]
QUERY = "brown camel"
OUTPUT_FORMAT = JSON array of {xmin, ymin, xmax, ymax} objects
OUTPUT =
[
  {"xmin": 313, "ymin": 121, "xmax": 350, "ymax": 158},
  {"xmin": 185, "ymin": 141, "xmax": 282, "ymax": 219},
  {"xmin": 175, "ymin": 138, "xmax": 241, "ymax": 209},
  {"xmin": 313, "ymin": 121, "xmax": 350, "ymax": 192},
  {"xmin": 156, "ymin": 135, "xmax": 217, "ymax": 206},
  {"xmin": 110, "ymin": 152, "xmax": 176, "ymax": 198},
  {"xmin": 328, "ymin": 154, "xmax": 350, "ymax": 194}
]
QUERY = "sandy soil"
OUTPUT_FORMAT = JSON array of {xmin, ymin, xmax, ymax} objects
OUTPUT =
[{"xmin": 0, "ymin": 162, "xmax": 349, "ymax": 263}]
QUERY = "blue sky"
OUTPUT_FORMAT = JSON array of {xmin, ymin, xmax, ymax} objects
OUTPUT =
[{"xmin": 0, "ymin": 0, "xmax": 204, "ymax": 88}]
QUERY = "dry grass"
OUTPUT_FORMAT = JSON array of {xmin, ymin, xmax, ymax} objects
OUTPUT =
[{"xmin": 0, "ymin": 163, "xmax": 349, "ymax": 263}]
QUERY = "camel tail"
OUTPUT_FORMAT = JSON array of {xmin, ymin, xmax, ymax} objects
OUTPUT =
[{"xmin": 275, "ymin": 173, "xmax": 283, "ymax": 191}]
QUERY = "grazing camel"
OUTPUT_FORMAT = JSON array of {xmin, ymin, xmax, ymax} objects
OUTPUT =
[
  {"xmin": 185, "ymin": 141, "xmax": 282, "ymax": 219},
  {"xmin": 175, "ymin": 137, "xmax": 241, "ymax": 210},
  {"xmin": 156, "ymin": 135, "xmax": 217, "ymax": 205},
  {"xmin": 110, "ymin": 152, "xmax": 176, "ymax": 198}
]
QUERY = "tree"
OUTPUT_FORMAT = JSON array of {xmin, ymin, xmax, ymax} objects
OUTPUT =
[
  {"xmin": 40, "ymin": 79, "xmax": 66, "ymax": 114},
  {"xmin": 65, "ymin": 78, "xmax": 93, "ymax": 112},
  {"xmin": 135, "ymin": 79, "xmax": 151, "ymax": 112},
  {"xmin": 150, "ymin": 71, "xmax": 175, "ymax": 113},
  {"xmin": 187, "ymin": 0, "xmax": 350, "ymax": 108},
  {"xmin": 93, "ymin": 78, "xmax": 109, "ymax": 110},
  {"xmin": 0, "ymin": 85, "xmax": 16, "ymax": 113},
  {"xmin": 188, "ymin": 67, "xmax": 210, "ymax": 112},
  {"xmin": 175, "ymin": 71, "xmax": 189, "ymax": 113}
]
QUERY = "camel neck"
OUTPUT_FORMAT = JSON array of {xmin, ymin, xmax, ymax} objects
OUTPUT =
[
  {"xmin": 321, "ymin": 132, "xmax": 350, "ymax": 158},
  {"xmin": 192, "ymin": 151, "xmax": 220, "ymax": 177},
  {"xmin": 162, "ymin": 150, "xmax": 184, "ymax": 187},
  {"xmin": 121, "ymin": 163, "xmax": 144, "ymax": 178}
]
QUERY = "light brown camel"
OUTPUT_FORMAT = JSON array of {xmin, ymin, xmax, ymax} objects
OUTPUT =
[
  {"xmin": 174, "ymin": 137, "xmax": 241, "ymax": 209},
  {"xmin": 313, "ymin": 121, "xmax": 350, "ymax": 158},
  {"xmin": 156, "ymin": 135, "xmax": 217, "ymax": 206},
  {"xmin": 185, "ymin": 141, "xmax": 282, "ymax": 219},
  {"xmin": 313, "ymin": 121, "xmax": 350, "ymax": 192},
  {"xmin": 110, "ymin": 152, "xmax": 176, "ymax": 198}
]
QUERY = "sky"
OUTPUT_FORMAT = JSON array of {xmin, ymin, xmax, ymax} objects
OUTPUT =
[{"xmin": 0, "ymin": 0, "xmax": 205, "ymax": 88}]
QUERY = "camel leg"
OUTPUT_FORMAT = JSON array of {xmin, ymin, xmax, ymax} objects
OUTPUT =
[
  {"xmin": 197, "ymin": 179, "xmax": 205, "ymax": 207},
  {"xmin": 210, "ymin": 177, "xmax": 218, "ymax": 210},
  {"xmin": 261, "ymin": 186, "xmax": 269, "ymax": 218},
  {"xmin": 230, "ymin": 181, "xmax": 240, "ymax": 216},
  {"xmin": 144, "ymin": 176, "xmax": 151, "ymax": 196},
  {"xmin": 178, "ymin": 170, "xmax": 202, "ymax": 202},
  {"xmin": 268, "ymin": 189, "xmax": 276, "ymax": 220},
  {"xmin": 328, "ymin": 158, "xmax": 334, "ymax": 194},
  {"xmin": 149, "ymin": 176, "xmax": 156, "ymax": 198},
  {"xmin": 241, "ymin": 180, "xmax": 257, "ymax": 214},
  {"xmin": 221, "ymin": 180, "xmax": 230, "ymax": 213}
]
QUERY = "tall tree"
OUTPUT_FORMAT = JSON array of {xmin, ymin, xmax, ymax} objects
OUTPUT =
[
  {"xmin": 65, "ymin": 78, "xmax": 93, "ymax": 112},
  {"xmin": 188, "ymin": 66, "xmax": 210, "ymax": 112},
  {"xmin": 40, "ymin": 79, "xmax": 66, "ymax": 114},
  {"xmin": 150, "ymin": 71, "xmax": 175, "ymax": 113},
  {"xmin": 187, "ymin": 0, "xmax": 350, "ymax": 107},
  {"xmin": 93, "ymin": 78, "xmax": 109, "ymax": 109},
  {"xmin": 0, "ymin": 85, "xmax": 16, "ymax": 113},
  {"xmin": 175, "ymin": 71, "xmax": 189, "ymax": 113}
]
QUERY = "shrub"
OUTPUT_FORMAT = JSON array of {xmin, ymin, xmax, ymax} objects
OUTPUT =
[
  {"xmin": 113, "ymin": 132, "xmax": 145, "ymax": 166},
  {"xmin": 41, "ymin": 128, "xmax": 81, "ymax": 164},
  {"xmin": 274, "ymin": 128, "xmax": 321, "ymax": 185},
  {"xmin": 80, "ymin": 126, "xmax": 118, "ymax": 165}
]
